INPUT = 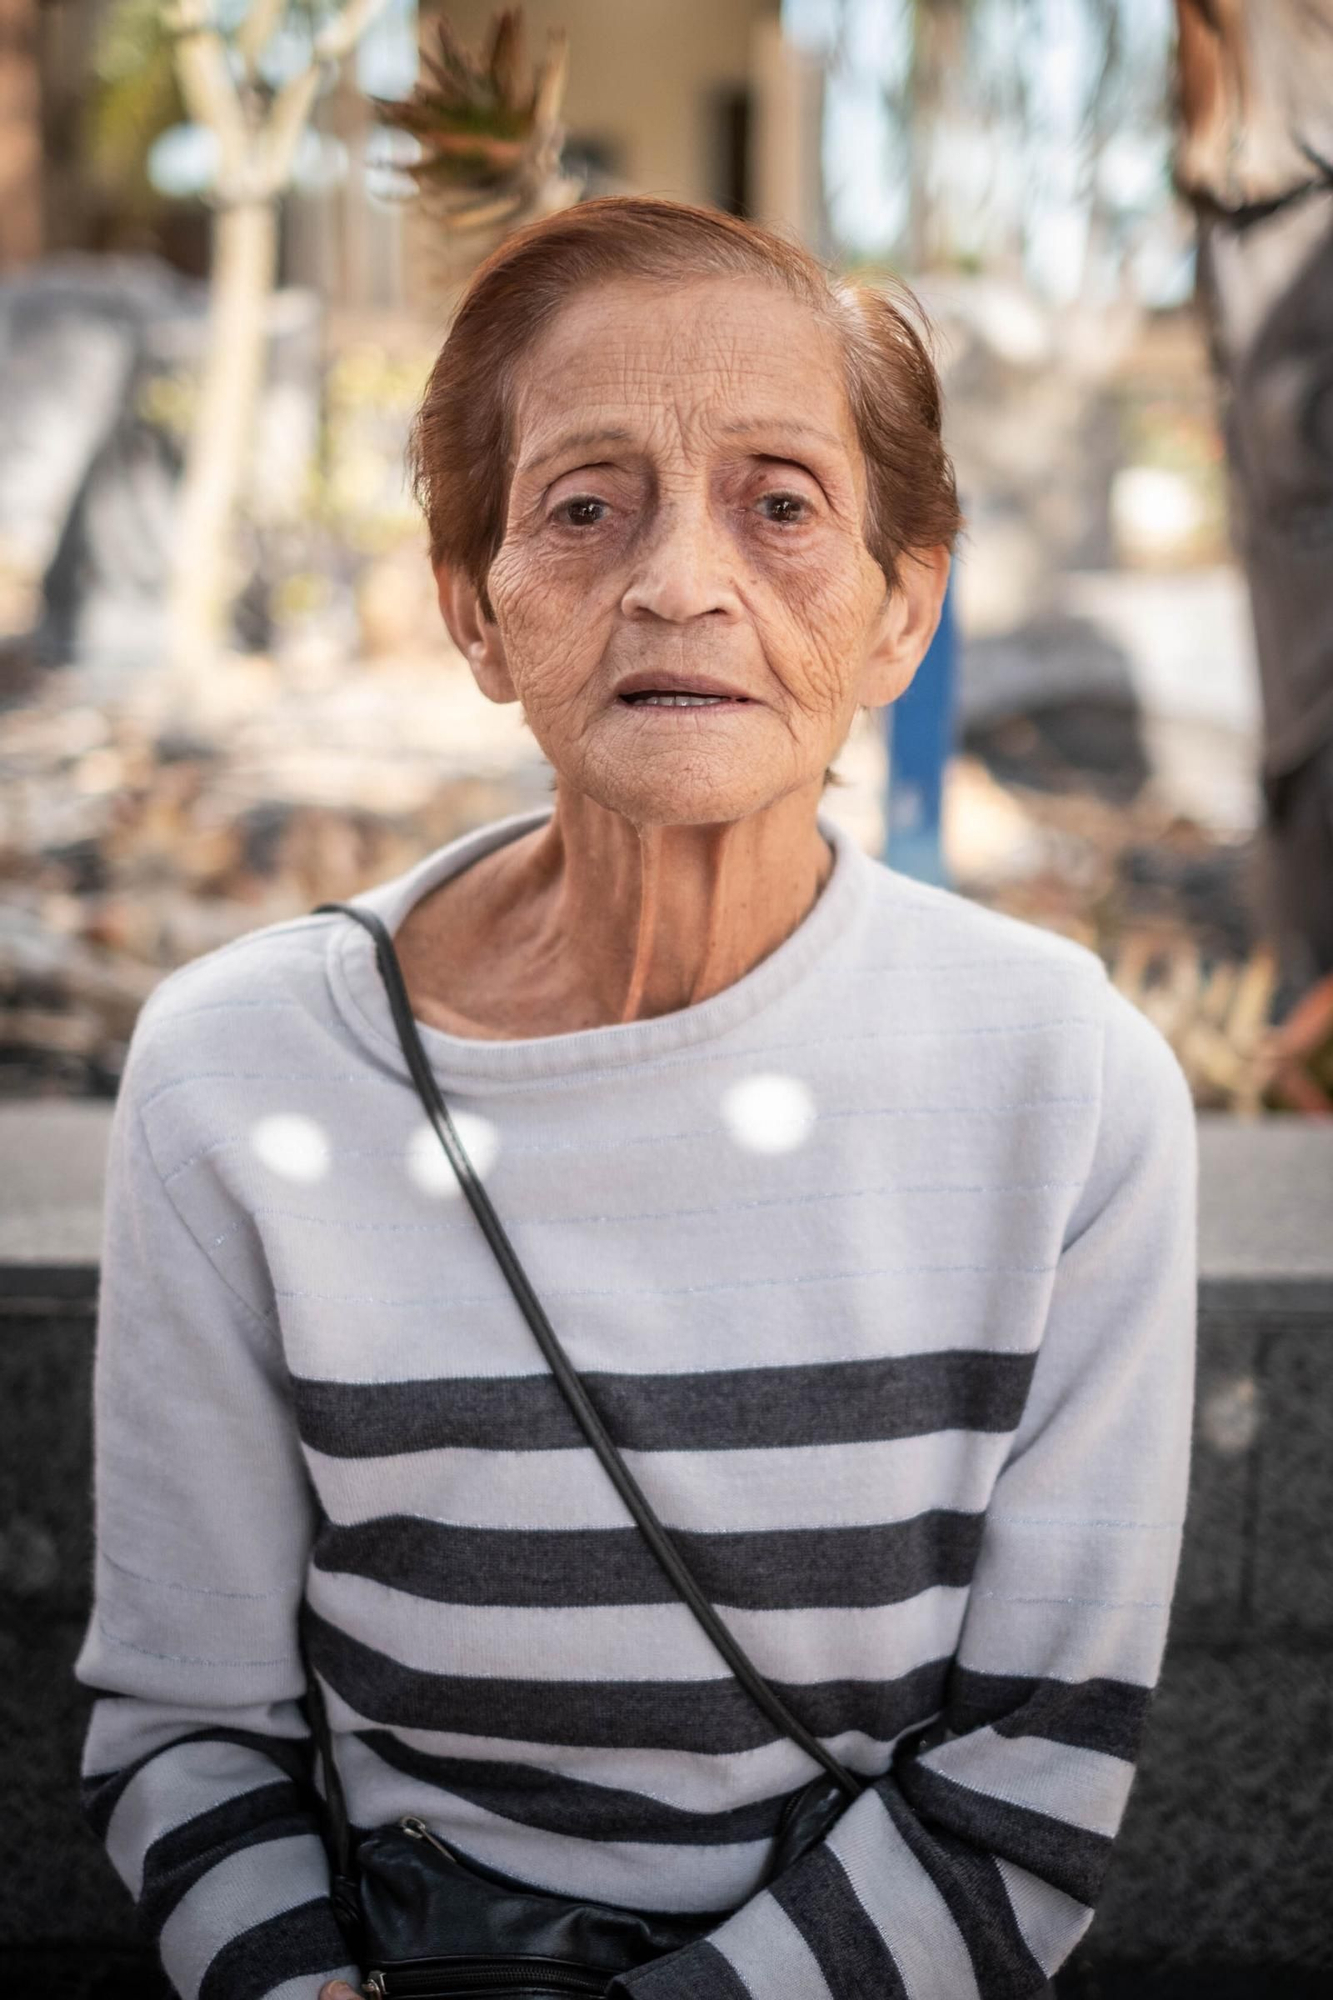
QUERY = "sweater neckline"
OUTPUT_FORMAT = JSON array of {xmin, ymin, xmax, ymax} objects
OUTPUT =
[{"xmin": 324, "ymin": 806, "xmax": 873, "ymax": 1089}]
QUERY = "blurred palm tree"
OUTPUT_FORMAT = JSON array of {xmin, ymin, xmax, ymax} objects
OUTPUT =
[{"xmin": 373, "ymin": 6, "xmax": 575, "ymax": 236}]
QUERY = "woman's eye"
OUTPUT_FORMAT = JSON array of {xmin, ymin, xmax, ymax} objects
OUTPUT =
[
  {"xmin": 552, "ymin": 495, "xmax": 609, "ymax": 528},
  {"xmin": 758, "ymin": 491, "xmax": 810, "ymax": 525}
]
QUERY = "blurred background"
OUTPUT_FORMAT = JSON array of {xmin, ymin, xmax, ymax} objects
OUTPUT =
[
  {"xmin": 1, "ymin": 0, "xmax": 1331, "ymax": 1109},
  {"xmin": 1, "ymin": 3, "xmax": 1331, "ymax": 1995}
]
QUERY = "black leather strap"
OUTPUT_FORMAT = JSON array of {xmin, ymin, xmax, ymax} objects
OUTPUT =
[{"xmin": 312, "ymin": 898, "xmax": 862, "ymax": 1807}]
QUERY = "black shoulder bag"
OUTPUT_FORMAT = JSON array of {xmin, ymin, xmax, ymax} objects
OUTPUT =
[{"xmin": 303, "ymin": 902, "xmax": 866, "ymax": 2000}]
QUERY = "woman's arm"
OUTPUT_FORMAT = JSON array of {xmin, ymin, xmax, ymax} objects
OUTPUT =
[
  {"xmin": 616, "ymin": 986, "xmax": 1198, "ymax": 2000},
  {"xmin": 74, "ymin": 1028, "xmax": 359, "ymax": 2000}
]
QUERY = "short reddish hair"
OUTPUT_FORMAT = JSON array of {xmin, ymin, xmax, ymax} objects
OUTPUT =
[{"xmin": 409, "ymin": 197, "xmax": 962, "ymax": 611}]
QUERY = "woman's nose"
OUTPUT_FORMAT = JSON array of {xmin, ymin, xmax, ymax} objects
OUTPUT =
[{"xmin": 620, "ymin": 499, "xmax": 741, "ymax": 624}]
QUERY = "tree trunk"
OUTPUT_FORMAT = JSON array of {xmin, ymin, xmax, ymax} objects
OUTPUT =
[
  {"xmin": 906, "ymin": 0, "xmax": 968, "ymax": 273},
  {"xmin": 168, "ymin": 197, "xmax": 278, "ymax": 678},
  {"xmin": 1174, "ymin": 3, "xmax": 1333, "ymax": 984}
]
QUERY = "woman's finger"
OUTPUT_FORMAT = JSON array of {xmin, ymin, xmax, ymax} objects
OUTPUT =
[{"xmin": 319, "ymin": 1981, "xmax": 362, "ymax": 2000}]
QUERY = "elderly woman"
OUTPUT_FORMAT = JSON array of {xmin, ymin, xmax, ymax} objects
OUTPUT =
[{"xmin": 76, "ymin": 199, "xmax": 1196, "ymax": 2000}]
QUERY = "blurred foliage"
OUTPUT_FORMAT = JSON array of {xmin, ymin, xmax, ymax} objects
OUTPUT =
[
  {"xmin": 314, "ymin": 340, "xmax": 435, "ymax": 554},
  {"xmin": 85, "ymin": 0, "xmax": 358, "ymax": 209},
  {"xmin": 373, "ymin": 5, "xmax": 574, "ymax": 230},
  {"xmin": 378, "ymin": 8, "xmax": 536, "ymax": 186},
  {"xmin": 86, "ymin": 0, "xmax": 184, "ymax": 208},
  {"xmin": 134, "ymin": 369, "xmax": 197, "ymax": 442}
]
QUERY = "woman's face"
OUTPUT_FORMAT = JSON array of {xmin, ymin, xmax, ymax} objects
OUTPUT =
[{"xmin": 442, "ymin": 275, "xmax": 946, "ymax": 827}]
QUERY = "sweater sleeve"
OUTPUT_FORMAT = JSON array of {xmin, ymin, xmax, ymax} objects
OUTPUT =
[
  {"xmin": 73, "ymin": 1022, "xmax": 359, "ymax": 2000},
  {"xmin": 616, "ymin": 985, "xmax": 1198, "ymax": 2000}
]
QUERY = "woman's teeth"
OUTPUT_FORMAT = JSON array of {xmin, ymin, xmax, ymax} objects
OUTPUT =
[{"xmin": 623, "ymin": 692, "xmax": 732, "ymax": 706}]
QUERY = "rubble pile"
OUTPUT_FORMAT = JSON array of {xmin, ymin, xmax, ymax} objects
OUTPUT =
[
  {"xmin": 944, "ymin": 754, "xmax": 1310, "ymax": 1115},
  {"xmin": 0, "ymin": 650, "xmax": 550, "ymax": 1095}
]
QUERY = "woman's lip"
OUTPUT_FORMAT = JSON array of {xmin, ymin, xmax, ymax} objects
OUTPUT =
[{"xmin": 614, "ymin": 673, "xmax": 752, "ymax": 701}]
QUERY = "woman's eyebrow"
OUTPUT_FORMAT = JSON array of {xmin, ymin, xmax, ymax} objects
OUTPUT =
[
  {"xmin": 721, "ymin": 419, "xmax": 844, "ymax": 452},
  {"xmin": 520, "ymin": 427, "xmax": 635, "ymax": 475}
]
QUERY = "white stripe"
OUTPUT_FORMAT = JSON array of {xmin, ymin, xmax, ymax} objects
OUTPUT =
[
  {"xmin": 343, "ymin": 1747, "xmax": 770, "ymax": 1912},
  {"xmin": 266, "ymin": 1181, "xmax": 1068, "ymax": 1306},
  {"xmin": 954, "ymin": 1584, "xmax": 1168, "ymax": 1691},
  {"xmin": 970, "ymin": 1514, "xmax": 1184, "ymax": 1618},
  {"xmin": 260, "ymin": 1972, "xmax": 360, "ymax": 2000},
  {"xmin": 995, "ymin": 1857, "xmax": 1094, "ymax": 1975},
  {"xmin": 284, "ymin": 1262, "xmax": 1047, "ymax": 1377},
  {"xmin": 323, "ymin": 1685, "xmax": 911, "ymax": 1814},
  {"xmin": 308, "ymin": 1432, "xmax": 1011, "ymax": 1534},
  {"xmin": 157, "ymin": 1832, "xmax": 333, "ymax": 2000},
  {"xmin": 306, "ymin": 1568, "xmax": 969, "ymax": 1685},
  {"xmin": 88, "ymin": 1543, "xmax": 306, "ymax": 1690},
  {"xmin": 828, "ymin": 1791, "xmax": 981, "ymax": 2000},
  {"xmin": 713, "ymin": 1889, "xmax": 835, "ymax": 2000},
  {"xmin": 82, "ymin": 1698, "xmax": 311, "ymax": 1781},
  {"xmin": 284, "ymin": 1278, "xmax": 1050, "ymax": 1375},
  {"xmin": 106, "ymin": 1736, "xmax": 281, "ymax": 1899},
  {"xmin": 921, "ymin": 1728, "xmax": 1135, "ymax": 1839}
]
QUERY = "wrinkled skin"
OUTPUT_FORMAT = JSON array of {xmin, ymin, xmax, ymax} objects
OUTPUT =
[{"xmin": 393, "ymin": 275, "xmax": 949, "ymax": 1036}]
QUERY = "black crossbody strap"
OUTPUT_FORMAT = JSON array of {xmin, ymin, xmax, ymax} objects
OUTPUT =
[{"xmin": 313, "ymin": 898, "xmax": 862, "ymax": 1805}]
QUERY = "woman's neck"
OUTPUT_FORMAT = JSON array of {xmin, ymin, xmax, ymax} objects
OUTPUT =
[{"xmin": 395, "ymin": 783, "xmax": 834, "ymax": 1039}]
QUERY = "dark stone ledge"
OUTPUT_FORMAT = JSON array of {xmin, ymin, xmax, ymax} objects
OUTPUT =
[{"xmin": 1, "ymin": 1103, "xmax": 1330, "ymax": 1985}]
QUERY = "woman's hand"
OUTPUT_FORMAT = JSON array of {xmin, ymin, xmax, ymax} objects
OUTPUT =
[{"xmin": 319, "ymin": 1981, "xmax": 362, "ymax": 1999}]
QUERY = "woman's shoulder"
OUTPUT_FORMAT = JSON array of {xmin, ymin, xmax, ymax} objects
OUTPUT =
[
  {"xmin": 860, "ymin": 856, "xmax": 1108, "ymax": 989},
  {"xmin": 856, "ymin": 857, "xmax": 1191, "ymax": 1116},
  {"xmin": 118, "ymin": 906, "xmax": 351, "ymax": 1108}
]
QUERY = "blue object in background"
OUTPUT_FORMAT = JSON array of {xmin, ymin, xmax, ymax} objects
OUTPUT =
[{"xmin": 884, "ymin": 571, "xmax": 956, "ymax": 885}]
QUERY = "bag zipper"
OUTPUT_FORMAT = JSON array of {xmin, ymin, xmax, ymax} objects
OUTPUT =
[
  {"xmin": 400, "ymin": 1813, "xmax": 459, "ymax": 1861},
  {"xmin": 364, "ymin": 1958, "xmax": 609, "ymax": 1996}
]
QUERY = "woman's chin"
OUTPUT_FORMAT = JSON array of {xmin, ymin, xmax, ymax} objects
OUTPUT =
[
  {"xmin": 575, "ymin": 763, "xmax": 788, "ymax": 830},
  {"xmin": 552, "ymin": 705, "xmax": 807, "ymax": 829}
]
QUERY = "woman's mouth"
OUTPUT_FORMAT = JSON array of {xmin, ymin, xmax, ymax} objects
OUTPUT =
[{"xmin": 620, "ymin": 690, "xmax": 747, "ymax": 708}]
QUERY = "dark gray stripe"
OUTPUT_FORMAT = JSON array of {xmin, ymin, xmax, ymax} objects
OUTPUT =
[
  {"xmin": 947, "ymin": 1666, "xmax": 1151, "ymax": 1763},
  {"xmin": 354, "ymin": 1728, "xmax": 793, "ymax": 1844},
  {"xmin": 896, "ymin": 1757, "xmax": 1111, "ymax": 1909},
  {"xmin": 771, "ymin": 1841, "xmax": 909, "ymax": 1997},
  {"xmin": 879, "ymin": 1776, "xmax": 1050, "ymax": 2000},
  {"xmin": 307, "ymin": 1609, "xmax": 950, "ymax": 1753},
  {"xmin": 620, "ymin": 1938, "xmax": 755, "ymax": 2000},
  {"xmin": 139, "ymin": 1784, "xmax": 312, "ymax": 1939},
  {"xmin": 197, "ymin": 1895, "xmax": 351, "ymax": 2000},
  {"xmin": 82, "ymin": 1725, "xmax": 314, "ymax": 1841},
  {"xmin": 292, "ymin": 1349, "xmax": 1037, "ymax": 1458},
  {"xmin": 312, "ymin": 1511, "xmax": 986, "ymax": 1610}
]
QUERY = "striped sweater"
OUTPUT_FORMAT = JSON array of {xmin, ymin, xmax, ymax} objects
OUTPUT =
[{"xmin": 75, "ymin": 808, "xmax": 1197, "ymax": 2000}]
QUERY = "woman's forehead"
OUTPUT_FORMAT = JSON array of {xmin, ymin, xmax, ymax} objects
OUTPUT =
[{"xmin": 510, "ymin": 275, "xmax": 857, "ymax": 460}]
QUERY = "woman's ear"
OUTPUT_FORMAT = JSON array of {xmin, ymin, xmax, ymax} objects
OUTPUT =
[
  {"xmin": 434, "ymin": 562, "xmax": 517, "ymax": 704},
  {"xmin": 859, "ymin": 545, "xmax": 951, "ymax": 708}
]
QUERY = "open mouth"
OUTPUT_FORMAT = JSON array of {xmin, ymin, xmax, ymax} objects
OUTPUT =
[{"xmin": 619, "ymin": 689, "xmax": 751, "ymax": 708}]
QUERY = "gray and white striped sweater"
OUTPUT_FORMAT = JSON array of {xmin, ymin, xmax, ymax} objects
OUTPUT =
[{"xmin": 75, "ymin": 809, "xmax": 1197, "ymax": 2000}]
